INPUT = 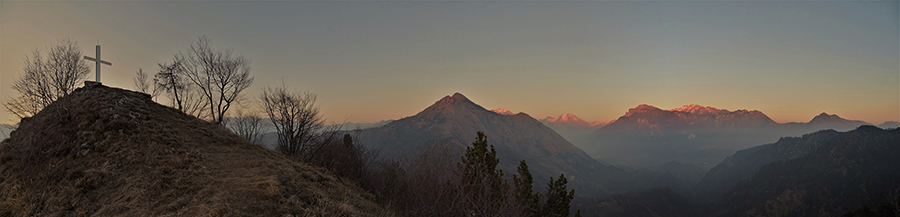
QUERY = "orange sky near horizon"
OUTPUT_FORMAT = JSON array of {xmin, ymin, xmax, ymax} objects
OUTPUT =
[{"xmin": 1, "ymin": 1, "xmax": 897, "ymax": 126}]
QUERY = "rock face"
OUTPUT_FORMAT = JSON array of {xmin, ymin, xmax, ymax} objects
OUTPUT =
[
  {"xmin": 578, "ymin": 104, "xmax": 872, "ymax": 169},
  {"xmin": 357, "ymin": 93, "xmax": 682, "ymax": 197},
  {"xmin": 0, "ymin": 84, "xmax": 388, "ymax": 216}
]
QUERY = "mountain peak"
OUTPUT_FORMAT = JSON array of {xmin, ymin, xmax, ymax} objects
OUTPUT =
[
  {"xmin": 671, "ymin": 104, "xmax": 726, "ymax": 114},
  {"xmin": 420, "ymin": 92, "xmax": 488, "ymax": 116},
  {"xmin": 635, "ymin": 104, "xmax": 660, "ymax": 110},
  {"xmin": 492, "ymin": 108, "xmax": 514, "ymax": 115},
  {"xmin": 624, "ymin": 104, "xmax": 663, "ymax": 116},
  {"xmin": 432, "ymin": 92, "xmax": 476, "ymax": 108},
  {"xmin": 816, "ymin": 112, "xmax": 835, "ymax": 117},
  {"xmin": 810, "ymin": 112, "xmax": 841, "ymax": 122},
  {"xmin": 546, "ymin": 113, "xmax": 589, "ymax": 124},
  {"xmin": 807, "ymin": 112, "xmax": 869, "ymax": 127},
  {"xmin": 451, "ymin": 92, "xmax": 468, "ymax": 100}
]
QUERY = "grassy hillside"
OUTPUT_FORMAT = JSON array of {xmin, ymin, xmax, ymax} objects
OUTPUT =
[{"xmin": 0, "ymin": 83, "xmax": 390, "ymax": 216}]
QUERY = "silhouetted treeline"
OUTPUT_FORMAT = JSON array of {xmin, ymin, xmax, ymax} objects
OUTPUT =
[{"xmin": 304, "ymin": 131, "xmax": 580, "ymax": 216}]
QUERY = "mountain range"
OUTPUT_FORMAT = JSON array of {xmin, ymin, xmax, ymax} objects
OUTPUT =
[
  {"xmin": 356, "ymin": 93, "xmax": 688, "ymax": 198},
  {"xmin": 357, "ymin": 93, "xmax": 608, "ymax": 197},
  {"xmin": 572, "ymin": 104, "xmax": 874, "ymax": 169},
  {"xmin": 579, "ymin": 125, "xmax": 899, "ymax": 217},
  {"xmin": 3, "ymin": 86, "xmax": 893, "ymax": 216}
]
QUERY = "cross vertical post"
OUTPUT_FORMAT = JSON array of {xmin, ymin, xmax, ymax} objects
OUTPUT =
[{"xmin": 84, "ymin": 44, "xmax": 112, "ymax": 83}]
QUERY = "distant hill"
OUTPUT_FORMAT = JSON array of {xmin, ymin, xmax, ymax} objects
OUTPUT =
[
  {"xmin": 357, "ymin": 93, "xmax": 683, "ymax": 197},
  {"xmin": 0, "ymin": 124, "xmax": 15, "ymax": 141},
  {"xmin": 0, "ymin": 83, "xmax": 388, "ymax": 216},
  {"xmin": 878, "ymin": 121, "xmax": 900, "ymax": 129},
  {"xmin": 577, "ymin": 104, "xmax": 872, "ymax": 169},
  {"xmin": 340, "ymin": 120, "xmax": 394, "ymax": 130},
  {"xmin": 805, "ymin": 112, "xmax": 870, "ymax": 129},
  {"xmin": 708, "ymin": 126, "xmax": 900, "ymax": 216}
]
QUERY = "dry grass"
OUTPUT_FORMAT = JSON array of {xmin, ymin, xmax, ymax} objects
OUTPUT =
[{"xmin": 0, "ymin": 84, "xmax": 393, "ymax": 217}]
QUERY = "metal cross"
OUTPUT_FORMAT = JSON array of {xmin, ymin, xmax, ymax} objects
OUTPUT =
[{"xmin": 83, "ymin": 44, "xmax": 112, "ymax": 82}]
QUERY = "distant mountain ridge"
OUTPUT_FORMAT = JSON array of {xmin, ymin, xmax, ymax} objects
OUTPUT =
[
  {"xmin": 0, "ymin": 124, "xmax": 15, "ymax": 140},
  {"xmin": 341, "ymin": 120, "xmax": 394, "ymax": 130},
  {"xmin": 605, "ymin": 104, "xmax": 779, "ymax": 131},
  {"xmin": 878, "ymin": 121, "xmax": 900, "ymax": 129},
  {"xmin": 575, "ymin": 104, "xmax": 874, "ymax": 169},
  {"xmin": 543, "ymin": 113, "xmax": 613, "ymax": 128},
  {"xmin": 580, "ymin": 126, "xmax": 900, "ymax": 217},
  {"xmin": 538, "ymin": 113, "xmax": 611, "ymax": 145}
]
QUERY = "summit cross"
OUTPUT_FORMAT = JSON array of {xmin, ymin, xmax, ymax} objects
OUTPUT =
[{"xmin": 83, "ymin": 44, "xmax": 112, "ymax": 82}]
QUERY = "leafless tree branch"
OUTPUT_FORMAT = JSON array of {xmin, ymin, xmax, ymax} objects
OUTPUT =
[
  {"xmin": 178, "ymin": 36, "xmax": 253, "ymax": 125},
  {"xmin": 227, "ymin": 109, "xmax": 264, "ymax": 144},
  {"xmin": 133, "ymin": 68, "xmax": 161, "ymax": 100},
  {"xmin": 155, "ymin": 59, "xmax": 207, "ymax": 118},
  {"xmin": 4, "ymin": 39, "xmax": 90, "ymax": 119},
  {"xmin": 259, "ymin": 86, "xmax": 340, "ymax": 161}
]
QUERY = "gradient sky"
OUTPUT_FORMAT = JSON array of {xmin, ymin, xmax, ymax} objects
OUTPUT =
[{"xmin": 2, "ymin": 1, "xmax": 898, "ymax": 125}]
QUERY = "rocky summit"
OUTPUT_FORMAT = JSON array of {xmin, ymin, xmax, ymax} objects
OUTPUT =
[{"xmin": 0, "ymin": 83, "xmax": 388, "ymax": 216}]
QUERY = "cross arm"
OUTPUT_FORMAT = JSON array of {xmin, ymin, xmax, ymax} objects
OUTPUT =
[{"xmin": 84, "ymin": 56, "xmax": 112, "ymax": 66}]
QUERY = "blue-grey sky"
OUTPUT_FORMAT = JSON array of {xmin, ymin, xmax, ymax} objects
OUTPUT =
[{"xmin": 2, "ymin": 1, "xmax": 898, "ymax": 124}]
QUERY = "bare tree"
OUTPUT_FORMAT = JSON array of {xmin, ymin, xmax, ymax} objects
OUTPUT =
[
  {"xmin": 133, "ymin": 68, "xmax": 161, "ymax": 100},
  {"xmin": 888, "ymin": 188, "xmax": 900, "ymax": 217},
  {"xmin": 227, "ymin": 109, "xmax": 265, "ymax": 144},
  {"xmin": 155, "ymin": 60, "xmax": 207, "ymax": 118},
  {"xmin": 4, "ymin": 39, "xmax": 91, "ymax": 119},
  {"xmin": 178, "ymin": 36, "xmax": 253, "ymax": 125},
  {"xmin": 259, "ymin": 86, "xmax": 341, "ymax": 160}
]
